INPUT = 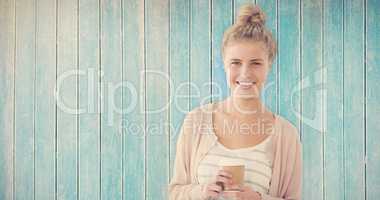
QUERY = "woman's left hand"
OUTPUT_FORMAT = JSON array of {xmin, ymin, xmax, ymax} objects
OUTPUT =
[{"xmin": 221, "ymin": 185, "xmax": 262, "ymax": 200}]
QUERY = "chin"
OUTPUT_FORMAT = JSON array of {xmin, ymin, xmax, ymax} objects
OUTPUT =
[
  {"xmin": 230, "ymin": 87, "xmax": 261, "ymax": 99},
  {"xmin": 231, "ymin": 91, "xmax": 260, "ymax": 99},
  {"xmin": 235, "ymin": 94, "xmax": 260, "ymax": 100}
]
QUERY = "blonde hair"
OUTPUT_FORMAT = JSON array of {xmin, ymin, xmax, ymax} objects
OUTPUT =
[{"xmin": 221, "ymin": 3, "xmax": 277, "ymax": 65}]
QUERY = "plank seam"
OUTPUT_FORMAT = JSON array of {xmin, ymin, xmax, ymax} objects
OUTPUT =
[
  {"xmin": 33, "ymin": 0, "xmax": 37, "ymax": 199},
  {"xmin": 168, "ymin": 0, "xmax": 171, "ymax": 185},
  {"xmin": 12, "ymin": 0, "xmax": 16, "ymax": 199},
  {"xmin": 121, "ymin": 0, "xmax": 124, "ymax": 199},
  {"xmin": 210, "ymin": 0, "xmax": 213, "ymax": 103},
  {"xmin": 364, "ymin": 0, "xmax": 368, "ymax": 199},
  {"xmin": 232, "ymin": 0, "xmax": 235, "ymax": 23},
  {"xmin": 342, "ymin": 0, "xmax": 346, "ymax": 198},
  {"xmin": 54, "ymin": 0, "xmax": 58, "ymax": 199},
  {"xmin": 98, "ymin": 0, "xmax": 102, "ymax": 200},
  {"xmin": 143, "ymin": 0, "xmax": 147, "ymax": 199},
  {"xmin": 188, "ymin": 0, "xmax": 192, "ymax": 114},
  {"xmin": 188, "ymin": 0, "xmax": 191, "ymax": 114},
  {"xmin": 299, "ymin": 0, "xmax": 303, "ymax": 142},
  {"xmin": 276, "ymin": 0, "xmax": 280, "ymax": 116},
  {"xmin": 76, "ymin": 0, "xmax": 80, "ymax": 199},
  {"xmin": 321, "ymin": 0, "xmax": 326, "ymax": 200}
]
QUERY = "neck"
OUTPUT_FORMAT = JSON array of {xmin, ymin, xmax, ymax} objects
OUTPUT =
[{"xmin": 225, "ymin": 96, "xmax": 267, "ymax": 116}]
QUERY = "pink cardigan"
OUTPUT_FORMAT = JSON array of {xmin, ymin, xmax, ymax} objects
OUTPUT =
[{"xmin": 168, "ymin": 103, "xmax": 302, "ymax": 200}]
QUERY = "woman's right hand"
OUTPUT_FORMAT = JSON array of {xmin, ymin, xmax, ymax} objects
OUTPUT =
[{"xmin": 202, "ymin": 170, "xmax": 233, "ymax": 199}]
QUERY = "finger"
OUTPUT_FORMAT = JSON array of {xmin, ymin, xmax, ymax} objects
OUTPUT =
[
  {"xmin": 206, "ymin": 190, "xmax": 219, "ymax": 199},
  {"xmin": 221, "ymin": 191, "xmax": 240, "ymax": 198},
  {"xmin": 217, "ymin": 170, "xmax": 232, "ymax": 178},
  {"xmin": 207, "ymin": 184, "xmax": 222, "ymax": 193},
  {"xmin": 216, "ymin": 176, "xmax": 232, "ymax": 184},
  {"xmin": 235, "ymin": 192, "xmax": 242, "ymax": 198},
  {"xmin": 226, "ymin": 184, "xmax": 243, "ymax": 191},
  {"xmin": 240, "ymin": 185, "xmax": 252, "ymax": 191},
  {"xmin": 216, "ymin": 181, "xmax": 225, "ymax": 191}
]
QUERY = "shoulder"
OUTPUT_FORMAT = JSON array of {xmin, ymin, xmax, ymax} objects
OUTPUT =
[
  {"xmin": 180, "ymin": 103, "xmax": 213, "ymax": 136},
  {"xmin": 183, "ymin": 103, "xmax": 213, "ymax": 124},
  {"xmin": 276, "ymin": 115, "xmax": 301, "ymax": 145}
]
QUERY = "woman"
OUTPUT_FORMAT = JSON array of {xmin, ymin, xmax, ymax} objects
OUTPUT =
[{"xmin": 169, "ymin": 3, "xmax": 302, "ymax": 200}]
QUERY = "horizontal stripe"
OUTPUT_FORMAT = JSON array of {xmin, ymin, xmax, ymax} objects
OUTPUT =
[
  {"xmin": 197, "ymin": 173, "xmax": 269, "ymax": 192},
  {"xmin": 198, "ymin": 161, "xmax": 271, "ymax": 178},
  {"xmin": 207, "ymin": 150, "xmax": 271, "ymax": 164},
  {"xmin": 245, "ymin": 180, "xmax": 269, "ymax": 191},
  {"xmin": 246, "ymin": 168, "xmax": 271, "ymax": 179},
  {"xmin": 198, "ymin": 174, "xmax": 213, "ymax": 178},
  {"xmin": 207, "ymin": 153, "xmax": 272, "ymax": 168},
  {"xmin": 197, "ymin": 138, "xmax": 273, "ymax": 196},
  {"xmin": 216, "ymin": 142, "xmax": 269, "ymax": 154},
  {"xmin": 212, "ymin": 143, "xmax": 268, "ymax": 154}
]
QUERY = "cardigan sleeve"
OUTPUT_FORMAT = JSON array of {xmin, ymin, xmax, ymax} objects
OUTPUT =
[
  {"xmin": 168, "ymin": 114, "xmax": 207, "ymax": 200},
  {"xmin": 261, "ymin": 126, "xmax": 303, "ymax": 200}
]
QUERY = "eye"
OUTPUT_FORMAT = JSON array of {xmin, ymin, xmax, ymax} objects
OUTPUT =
[
  {"xmin": 251, "ymin": 62, "xmax": 262, "ymax": 67},
  {"xmin": 230, "ymin": 61, "xmax": 241, "ymax": 66}
]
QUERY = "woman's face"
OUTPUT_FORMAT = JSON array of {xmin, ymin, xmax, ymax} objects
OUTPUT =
[{"xmin": 223, "ymin": 40, "xmax": 271, "ymax": 99}]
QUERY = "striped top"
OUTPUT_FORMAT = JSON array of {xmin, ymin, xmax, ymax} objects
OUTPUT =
[
  {"xmin": 169, "ymin": 102, "xmax": 302, "ymax": 200},
  {"xmin": 197, "ymin": 134, "xmax": 273, "ymax": 195}
]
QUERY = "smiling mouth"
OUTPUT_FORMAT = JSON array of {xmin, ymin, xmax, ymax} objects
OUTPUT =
[{"xmin": 236, "ymin": 81, "xmax": 256, "ymax": 86}]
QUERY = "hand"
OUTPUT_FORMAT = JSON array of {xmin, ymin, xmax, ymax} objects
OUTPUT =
[
  {"xmin": 202, "ymin": 170, "xmax": 234, "ymax": 199},
  {"xmin": 221, "ymin": 185, "xmax": 262, "ymax": 200}
]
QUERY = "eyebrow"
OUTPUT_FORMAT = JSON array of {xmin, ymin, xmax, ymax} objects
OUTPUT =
[{"xmin": 230, "ymin": 58, "xmax": 263, "ymax": 62}]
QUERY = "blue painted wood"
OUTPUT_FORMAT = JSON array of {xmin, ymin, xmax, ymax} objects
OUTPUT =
[
  {"xmin": 277, "ymin": 1, "xmax": 303, "ymax": 197},
  {"xmin": 100, "ymin": 0, "xmax": 123, "ymax": 199},
  {"xmin": 278, "ymin": 0, "xmax": 301, "ymax": 131},
  {"xmin": 211, "ymin": 0, "xmax": 232, "ymax": 102},
  {"xmin": 366, "ymin": 0, "xmax": 380, "ymax": 199},
  {"xmin": 56, "ymin": 0, "xmax": 78, "ymax": 199},
  {"xmin": 301, "ymin": 0, "xmax": 324, "ymax": 199},
  {"xmin": 123, "ymin": 0, "xmax": 145, "ymax": 199},
  {"xmin": 344, "ymin": 0, "xmax": 366, "ymax": 199},
  {"xmin": 324, "ymin": 0, "xmax": 345, "ymax": 199},
  {"xmin": 14, "ymin": 0, "xmax": 35, "ymax": 199},
  {"xmin": 169, "ymin": 0, "xmax": 191, "ymax": 178},
  {"xmin": 35, "ymin": 0, "xmax": 56, "ymax": 199},
  {"xmin": 4, "ymin": 1, "xmax": 380, "ymax": 200},
  {"xmin": 0, "ymin": 0, "xmax": 15, "ymax": 199},
  {"xmin": 190, "ymin": 0, "xmax": 212, "ymax": 109},
  {"xmin": 256, "ymin": 0, "xmax": 278, "ymax": 115},
  {"xmin": 78, "ymin": 0, "xmax": 100, "ymax": 199},
  {"xmin": 145, "ymin": 0, "xmax": 170, "ymax": 199}
]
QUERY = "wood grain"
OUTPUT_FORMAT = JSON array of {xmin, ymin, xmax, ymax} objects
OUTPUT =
[
  {"xmin": 123, "ymin": 0, "xmax": 145, "ymax": 199},
  {"xmin": 344, "ymin": 0, "xmax": 366, "ymax": 199},
  {"xmin": 1, "ymin": 1, "xmax": 379, "ymax": 199},
  {"xmin": 324, "ymin": 0, "xmax": 345, "ymax": 199},
  {"xmin": 35, "ymin": 0, "xmax": 56, "ymax": 199},
  {"xmin": 14, "ymin": 0, "xmax": 35, "ymax": 199},
  {"xmin": 145, "ymin": 0, "xmax": 170, "ymax": 199},
  {"xmin": 0, "ymin": 0, "xmax": 15, "ymax": 199},
  {"xmin": 301, "ymin": 0, "xmax": 324, "ymax": 199}
]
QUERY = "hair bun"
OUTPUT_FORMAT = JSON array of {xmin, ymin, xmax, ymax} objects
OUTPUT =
[{"xmin": 237, "ymin": 4, "xmax": 266, "ymax": 26}]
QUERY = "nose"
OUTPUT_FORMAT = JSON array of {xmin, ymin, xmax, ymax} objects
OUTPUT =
[
  {"xmin": 240, "ymin": 63, "xmax": 251, "ymax": 75},
  {"xmin": 238, "ymin": 64, "xmax": 258, "ymax": 81}
]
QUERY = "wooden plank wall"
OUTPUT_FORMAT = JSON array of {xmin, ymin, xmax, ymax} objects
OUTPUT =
[{"xmin": 0, "ymin": 0, "xmax": 379, "ymax": 200}]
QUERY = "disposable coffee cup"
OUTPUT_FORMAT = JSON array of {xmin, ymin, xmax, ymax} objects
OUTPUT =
[{"xmin": 218, "ymin": 159, "xmax": 245, "ymax": 191}]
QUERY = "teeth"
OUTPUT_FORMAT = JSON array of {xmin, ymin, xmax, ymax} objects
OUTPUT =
[{"xmin": 237, "ymin": 81, "xmax": 255, "ymax": 85}]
